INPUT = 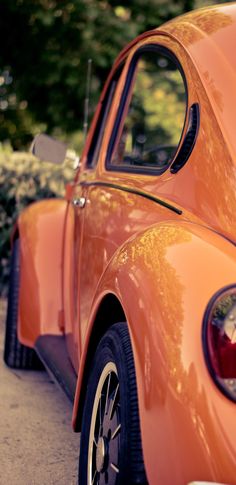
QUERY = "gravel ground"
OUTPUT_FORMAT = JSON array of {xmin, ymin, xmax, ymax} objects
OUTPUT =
[{"xmin": 0, "ymin": 299, "xmax": 80, "ymax": 485}]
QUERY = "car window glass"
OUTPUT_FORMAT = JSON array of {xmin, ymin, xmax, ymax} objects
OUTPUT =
[
  {"xmin": 110, "ymin": 49, "xmax": 187, "ymax": 173},
  {"xmin": 87, "ymin": 66, "xmax": 123, "ymax": 167}
]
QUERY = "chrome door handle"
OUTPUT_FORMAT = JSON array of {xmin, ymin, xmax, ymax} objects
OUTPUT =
[{"xmin": 72, "ymin": 197, "xmax": 86, "ymax": 208}]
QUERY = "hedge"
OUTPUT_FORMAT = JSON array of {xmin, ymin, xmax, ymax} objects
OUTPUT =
[{"xmin": 0, "ymin": 144, "xmax": 74, "ymax": 295}]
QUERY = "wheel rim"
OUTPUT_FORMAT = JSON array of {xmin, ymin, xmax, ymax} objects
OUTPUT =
[{"xmin": 87, "ymin": 362, "xmax": 121, "ymax": 485}]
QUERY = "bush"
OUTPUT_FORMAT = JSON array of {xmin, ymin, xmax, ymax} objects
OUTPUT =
[{"xmin": 0, "ymin": 144, "xmax": 74, "ymax": 295}]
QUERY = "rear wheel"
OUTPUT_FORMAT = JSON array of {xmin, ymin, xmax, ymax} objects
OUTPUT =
[
  {"xmin": 79, "ymin": 322, "xmax": 148, "ymax": 485},
  {"xmin": 4, "ymin": 239, "xmax": 42, "ymax": 369}
]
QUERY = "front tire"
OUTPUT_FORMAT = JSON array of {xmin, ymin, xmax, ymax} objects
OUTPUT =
[
  {"xmin": 79, "ymin": 322, "xmax": 148, "ymax": 485},
  {"xmin": 4, "ymin": 239, "xmax": 42, "ymax": 369}
]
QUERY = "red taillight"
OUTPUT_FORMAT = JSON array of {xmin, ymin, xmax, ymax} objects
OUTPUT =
[{"xmin": 203, "ymin": 286, "xmax": 236, "ymax": 401}]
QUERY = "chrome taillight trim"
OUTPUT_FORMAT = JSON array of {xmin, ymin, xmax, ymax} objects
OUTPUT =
[
  {"xmin": 188, "ymin": 482, "xmax": 230, "ymax": 485},
  {"xmin": 202, "ymin": 284, "xmax": 236, "ymax": 403}
]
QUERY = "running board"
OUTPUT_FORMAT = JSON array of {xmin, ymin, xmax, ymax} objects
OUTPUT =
[{"xmin": 35, "ymin": 335, "xmax": 77, "ymax": 404}]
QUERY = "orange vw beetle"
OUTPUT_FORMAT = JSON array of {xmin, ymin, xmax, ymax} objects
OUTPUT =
[{"xmin": 4, "ymin": 3, "xmax": 236, "ymax": 484}]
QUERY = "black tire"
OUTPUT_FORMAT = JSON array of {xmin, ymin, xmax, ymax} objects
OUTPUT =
[
  {"xmin": 79, "ymin": 322, "xmax": 148, "ymax": 485},
  {"xmin": 4, "ymin": 239, "xmax": 43, "ymax": 369}
]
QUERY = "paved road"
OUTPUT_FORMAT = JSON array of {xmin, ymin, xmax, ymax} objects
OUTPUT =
[{"xmin": 0, "ymin": 299, "xmax": 79, "ymax": 485}]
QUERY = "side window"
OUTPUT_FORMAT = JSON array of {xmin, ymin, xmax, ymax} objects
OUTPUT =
[
  {"xmin": 86, "ymin": 65, "xmax": 123, "ymax": 167},
  {"xmin": 108, "ymin": 48, "xmax": 187, "ymax": 173}
]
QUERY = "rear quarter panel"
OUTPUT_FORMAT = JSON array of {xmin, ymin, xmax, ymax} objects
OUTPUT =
[{"xmin": 74, "ymin": 221, "xmax": 236, "ymax": 485}]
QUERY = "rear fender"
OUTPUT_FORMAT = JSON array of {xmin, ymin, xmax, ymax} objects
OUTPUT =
[
  {"xmin": 73, "ymin": 221, "xmax": 236, "ymax": 484},
  {"xmin": 17, "ymin": 199, "xmax": 68, "ymax": 347}
]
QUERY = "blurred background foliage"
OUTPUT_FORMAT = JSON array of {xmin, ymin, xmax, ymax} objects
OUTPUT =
[
  {"xmin": 0, "ymin": 144, "xmax": 74, "ymax": 294},
  {"xmin": 0, "ymin": 0, "xmax": 219, "ymax": 149},
  {"xmin": 0, "ymin": 0, "xmax": 225, "ymax": 293}
]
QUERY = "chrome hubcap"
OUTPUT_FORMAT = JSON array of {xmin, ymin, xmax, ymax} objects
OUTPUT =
[{"xmin": 88, "ymin": 362, "xmax": 121, "ymax": 485}]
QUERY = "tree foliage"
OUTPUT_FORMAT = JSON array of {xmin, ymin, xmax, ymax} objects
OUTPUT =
[{"xmin": 0, "ymin": 0, "xmax": 196, "ymax": 149}]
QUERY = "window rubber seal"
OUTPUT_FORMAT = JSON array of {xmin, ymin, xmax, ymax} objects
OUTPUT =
[{"xmin": 170, "ymin": 103, "xmax": 200, "ymax": 174}]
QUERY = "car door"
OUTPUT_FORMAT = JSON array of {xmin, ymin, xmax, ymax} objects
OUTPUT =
[
  {"xmin": 63, "ymin": 65, "xmax": 125, "ymax": 370},
  {"xmin": 64, "ymin": 34, "xmax": 196, "ymax": 368}
]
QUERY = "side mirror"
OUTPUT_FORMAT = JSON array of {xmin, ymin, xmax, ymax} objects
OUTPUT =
[{"xmin": 30, "ymin": 134, "xmax": 80, "ymax": 169}]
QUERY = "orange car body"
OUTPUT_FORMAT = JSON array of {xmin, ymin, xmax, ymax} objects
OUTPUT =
[{"xmin": 15, "ymin": 4, "xmax": 236, "ymax": 484}]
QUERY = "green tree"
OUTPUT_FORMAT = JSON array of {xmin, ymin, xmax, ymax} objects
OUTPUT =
[{"xmin": 0, "ymin": 0, "xmax": 196, "ymax": 149}]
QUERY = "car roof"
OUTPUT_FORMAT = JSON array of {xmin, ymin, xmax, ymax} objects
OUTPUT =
[
  {"xmin": 112, "ymin": 3, "xmax": 236, "ymax": 160},
  {"xmin": 164, "ymin": 3, "xmax": 236, "ymax": 45},
  {"xmin": 163, "ymin": 3, "xmax": 236, "ymax": 159}
]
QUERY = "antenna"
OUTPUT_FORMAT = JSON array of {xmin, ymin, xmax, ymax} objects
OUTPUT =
[{"xmin": 83, "ymin": 58, "xmax": 92, "ymax": 140}]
